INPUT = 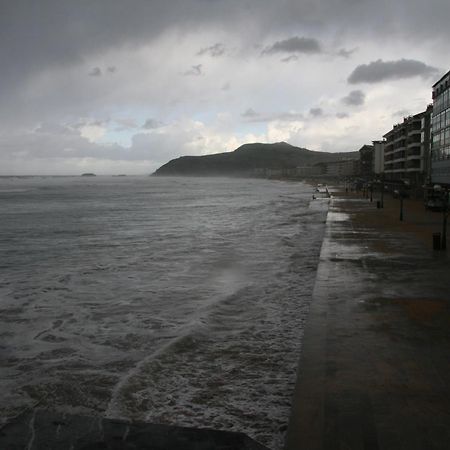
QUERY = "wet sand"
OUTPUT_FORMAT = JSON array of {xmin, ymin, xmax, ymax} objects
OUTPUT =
[{"xmin": 285, "ymin": 187, "xmax": 450, "ymax": 449}]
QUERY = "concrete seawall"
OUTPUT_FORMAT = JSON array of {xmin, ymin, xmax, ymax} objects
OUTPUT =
[
  {"xmin": 0, "ymin": 410, "xmax": 269, "ymax": 449},
  {"xmin": 285, "ymin": 192, "xmax": 450, "ymax": 449}
]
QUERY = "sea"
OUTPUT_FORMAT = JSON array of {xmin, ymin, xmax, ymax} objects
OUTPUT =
[{"xmin": 0, "ymin": 175, "xmax": 328, "ymax": 449}]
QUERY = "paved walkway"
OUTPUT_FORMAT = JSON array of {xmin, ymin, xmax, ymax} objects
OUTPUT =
[{"xmin": 285, "ymin": 192, "xmax": 450, "ymax": 450}]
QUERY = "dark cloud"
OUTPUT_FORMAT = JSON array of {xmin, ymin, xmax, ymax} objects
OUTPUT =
[
  {"xmin": 221, "ymin": 82, "xmax": 231, "ymax": 91},
  {"xmin": 348, "ymin": 59, "xmax": 439, "ymax": 84},
  {"xmin": 263, "ymin": 36, "xmax": 322, "ymax": 55},
  {"xmin": 336, "ymin": 112, "xmax": 349, "ymax": 119},
  {"xmin": 89, "ymin": 67, "xmax": 102, "ymax": 77},
  {"xmin": 274, "ymin": 111, "xmax": 304, "ymax": 122},
  {"xmin": 281, "ymin": 55, "xmax": 299, "ymax": 63},
  {"xmin": 241, "ymin": 108, "xmax": 259, "ymax": 118},
  {"xmin": 309, "ymin": 107, "xmax": 323, "ymax": 117},
  {"xmin": 143, "ymin": 118, "xmax": 164, "ymax": 129},
  {"xmin": 341, "ymin": 90, "xmax": 365, "ymax": 106},
  {"xmin": 183, "ymin": 64, "xmax": 203, "ymax": 76},
  {"xmin": 2, "ymin": 1, "xmax": 449, "ymax": 95},
  {"xmin": 337, "ymin": 48, "xmax": 357, "ymax": 58},
  {"xmin": 197, "ymin": 43, "xmax": 226, "ymax": 57},
  {"xmin": 107, "ymin": 66, "xmax": 117, "ymax": 73}
]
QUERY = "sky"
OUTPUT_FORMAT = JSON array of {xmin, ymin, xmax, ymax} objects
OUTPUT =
[{"xmin": 1, "ymin": 0, "xmax": 449, "ymax": 175}]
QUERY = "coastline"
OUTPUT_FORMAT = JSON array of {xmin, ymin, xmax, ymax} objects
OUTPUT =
[{"xmin": 285, "ymin": 186, "xmax": 450, "ymax": 449}]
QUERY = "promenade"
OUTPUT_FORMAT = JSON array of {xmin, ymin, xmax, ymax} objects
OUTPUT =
[{"xmin": 285, "ymin": 189, "xmax": 450, "ymax": 449}]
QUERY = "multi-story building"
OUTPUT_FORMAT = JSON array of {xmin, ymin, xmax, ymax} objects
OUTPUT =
[
  {"xmin": 358, "ymin": 144, "xmax": 374, "ymax": 179},
  {"xmin": 383, "ymin": 106, "xmax": 432, "ymax": 186},
  {"xmin": 421, "ymin": 105, "xmax": 433, "ymax": 182},
  {"xmin": 372, "ymin": 140, "xmax": 385, "ymax": 175},
  {"xmin": 315, "ymin": 159, "xmax": 359, "ymax": 177},
  {"xmin": 431, "ymin": 70, "xmax": 450, "ymax": 186}
]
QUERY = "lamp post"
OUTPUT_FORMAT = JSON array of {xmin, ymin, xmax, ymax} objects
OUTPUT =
[
  {"xmin": 442, "ymin": 189, "xmax": 449, "ymax": 250},
  {"xmin": 433, "ymin": 185, "xmax": 449, "ymax": 250},
  {"xmin": 399, "ymin": 194, "xmax": 404, "ymax": 221}
]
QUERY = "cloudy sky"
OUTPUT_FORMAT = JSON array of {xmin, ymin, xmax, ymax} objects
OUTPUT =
[{"xmin": 1, "ymin": 0, "xmax": 448, "ymax": 175}]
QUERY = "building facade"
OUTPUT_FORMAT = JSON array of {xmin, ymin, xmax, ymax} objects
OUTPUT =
[
  {"xmin": 383, "ymin": 107, "xmax": 431, "ymax": 186},
  {"xmin": 431, "ymin": 70, "xmax": 450, "ymax": 186},
  {"xmin": 315, "ymin": 159, "xmax": 358, "ymax": 177},
  {"xmin": 372, "ymin": 140, "xmax": 385, "ymax": 175},
  {"xmin": 358, "ymin": 144, "xmax": 374, "ymax": 179}
]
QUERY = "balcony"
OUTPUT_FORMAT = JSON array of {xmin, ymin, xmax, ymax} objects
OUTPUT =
[
  {"xmin": 393, "ymin": 135, "xmax": 406, "ymax": 143},
  {"xmin": 393, "ymin": 143, "xmax": 406, "ymax": 151}
]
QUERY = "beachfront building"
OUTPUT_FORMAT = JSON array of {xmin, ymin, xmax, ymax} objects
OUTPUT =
[
  {"xmin": 383, "ymin": 106, "xmax": 432, "ymax": 186},
  {"xmin": 358, "ymin": 144, "xmax": 374, "ymax": 179},
  {"xmin": 373, "ymin": 140, "xmax": 385, "ymax": 175},
  {"xmin": 421, "ymin": 105, "xmax": 433, "ymax": 182},
  {"xmin": 431, "ymin": 70, "xmax": 450, "ymax": 186},
  {"xmin": 295, "ymin": 166, "xmax": 322, "ymax": 177},
  {"xmin": 315, "ymin": 159, "xmax": 358, "ymax": 178}
]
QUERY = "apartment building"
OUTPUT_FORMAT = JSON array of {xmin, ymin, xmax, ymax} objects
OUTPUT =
[
  {"xmin": 358, "ymin": 144, "xmax": 374, "ymax": 179},
  {"xmin": 383, "ymin": 106, "xmax": 432, "ymax": 186},
  {"xmin": 431, "ymin": 70, "xmax": 450, "ymax": 186},
  {"xmin": 315, "ymin": 159, "xmax": 359, "ymax": 177},
  {"xmin": 372, "ymin": 140, "xmax": 385, "ymax": 175}
]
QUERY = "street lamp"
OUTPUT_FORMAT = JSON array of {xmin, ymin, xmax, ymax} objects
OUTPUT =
[
  {"xmin": 434, "ymin": 185, "xmax": 449, "ymax": 250},
  {"xmin": 399, "ymin": 192, "xmax": 404, "ymax": 221}
]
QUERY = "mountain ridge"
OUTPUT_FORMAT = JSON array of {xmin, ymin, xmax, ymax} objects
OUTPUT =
[{"xmin": 153, "ymin": 142, "xmax": 358, "ymax": 176}]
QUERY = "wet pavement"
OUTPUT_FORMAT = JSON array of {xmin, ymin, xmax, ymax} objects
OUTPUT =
[{"xmin": 285, "ymin": 194, "xmax": 450, "ymax": 450}]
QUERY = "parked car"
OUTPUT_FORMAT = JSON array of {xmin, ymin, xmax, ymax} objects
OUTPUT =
[{"xmin": 425, "ymin": 197, "xmax": 445, "ymax": 211}]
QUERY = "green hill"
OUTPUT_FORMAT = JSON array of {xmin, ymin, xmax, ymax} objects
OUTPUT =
[{"xmin": 153, "ymin": 142, "xmax": 358, "ymax": 176}]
